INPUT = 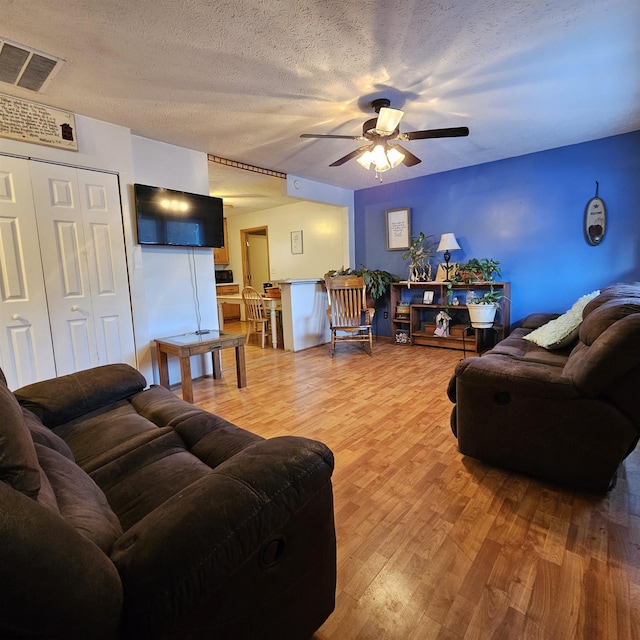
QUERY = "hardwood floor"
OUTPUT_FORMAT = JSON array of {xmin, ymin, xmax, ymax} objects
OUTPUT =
[{"xmin": 187, "ymin": 322, "xmax": 640, "ymax": 640}]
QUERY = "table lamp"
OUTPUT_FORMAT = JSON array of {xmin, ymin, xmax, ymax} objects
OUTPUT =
[{"xmin": 436, "ymin": 233, "xmax": 461, "ymax": 282}]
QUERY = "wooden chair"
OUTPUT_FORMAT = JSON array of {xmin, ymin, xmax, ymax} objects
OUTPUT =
[
  {"xmin": 242, "ymin": 286, "xmax": 270, "ymax": 348},
  {"xmin": 325, "ymin": 275, "xmax": 375, "ymax": 355}
]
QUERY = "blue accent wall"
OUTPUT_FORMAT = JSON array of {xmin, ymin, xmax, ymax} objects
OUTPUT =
[{"xmin": 355, "ymin": 130, "xmax": 640, "ymax": 336}]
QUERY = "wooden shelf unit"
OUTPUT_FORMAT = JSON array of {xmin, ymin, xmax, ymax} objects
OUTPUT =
[{"xmin": 390, "ymin": 281, "xmax": 511, "ymax": 353}]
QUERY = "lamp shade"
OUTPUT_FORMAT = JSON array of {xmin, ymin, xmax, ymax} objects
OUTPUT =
[
  {"xmin": 371, "ymin": 144, "xmax": 390, "ymax": 172},
  {"xmin": 375, "ymin": 107, "xmax": 404, "ymax": 135},
  {"xmin": 386, "ymin": 147, "xmax": 405, "ymax": 168},
  {"xmin": 356, "ymin": 149, "xmax": 374, "ymax": 170},
  {"xmin": 436, "ymin": 233, "xmax": 461, "ymax": 252}
]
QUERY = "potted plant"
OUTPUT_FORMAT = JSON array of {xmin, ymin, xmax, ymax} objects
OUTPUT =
[
  {"xmin": 324, "ymin": 266, "xmax": 400, "ymax": 303},
  {"xmin": 466, "ymin": 286, "xmax": 503, "ymax": 328},
  {"xmin": 456, "ymin": 258, "xmax": 501, "ymax": 283},
  {"xmin": 359, "ymin": 267, "xmax": 401, "ymax": 302},
  {"xmin": 402, "ymin": 232, "xmax": 436, "ymax": 282}
]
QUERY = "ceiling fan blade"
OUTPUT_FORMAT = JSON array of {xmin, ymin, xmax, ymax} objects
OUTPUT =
[
  {"xmin": 300, "ymin": 133, "xmax": 363, "ymax": 140},
  {"xmin": 392, "ymin": 145, "xmax": 422, "ymax": 167},
  {"xmin": 329, "ymin": 146, "xmax": 371, "ymax": 167},
  {"xmin": 403, "ymin": 126, "xmax": 470, "ymax": 140}
]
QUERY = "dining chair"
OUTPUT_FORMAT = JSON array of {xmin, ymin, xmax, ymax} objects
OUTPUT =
[
  {"xmin": 241, "ymin": 286, "xmax": 270, "ymax": 348},
  {"xmin": 325, "ymin": 275, "xmax": 375, "ymax": 355}
]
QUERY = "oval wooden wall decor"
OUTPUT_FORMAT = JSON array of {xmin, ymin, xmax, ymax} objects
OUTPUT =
[{"xmin": 584, "ymin": 181, "xmax": 606, "ymax": 246}]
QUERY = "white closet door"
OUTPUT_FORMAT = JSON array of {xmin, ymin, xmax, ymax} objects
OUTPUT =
[
  {"xmin": 29, "ymin": 162, "xmax": 135, "ymax": 376},
  {"xmin": 0, "ymin": 156, "xmax": 56, "ymax": 389},
  {"xmin": 76, "ymin": 168, "xmax": 135, "ymax": 367}
]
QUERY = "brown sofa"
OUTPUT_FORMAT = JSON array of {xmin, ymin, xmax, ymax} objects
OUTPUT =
[
  {"xmin": 448, "ymin": 283, "xmax": 640, "ymax": 492},
  {"xmin": 0, "ymin": 364, "xmax": 336, "ymax": 639}
]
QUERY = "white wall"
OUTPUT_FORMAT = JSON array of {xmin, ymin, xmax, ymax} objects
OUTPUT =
[
  {"xmin": 131, "ymin": 136, "xmax": 217, "ymax": 384},
  {"xmin": 287, "ymin": 175, "xmax": 355, "ymax": 269},
  {"xmin": 226, "ymin": 200, "xmax": 347, "ymax": 283}
]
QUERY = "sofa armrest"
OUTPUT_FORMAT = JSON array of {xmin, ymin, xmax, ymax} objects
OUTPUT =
[
  {"xmin": 0, "ymin": 482, "xmax": 122, "ymax": 639},
  {"xmin": 14, "ymin": 364, "xmax": 147, "ymax": 428},
  {"xmin": 453, "ymin": 354, "xmax": 579, "ymax": 399},
  {"xmin": 110, "ymin": 435, "xmax": 336, "ymax": 639}
]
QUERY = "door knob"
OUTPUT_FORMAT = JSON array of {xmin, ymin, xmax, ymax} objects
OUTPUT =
[
  {"xmin": 71, "ymin": 305, "xmax": 79, "ymax": 312},
  {"xmin": 11, "ymin": 314, "xmax": 21, "ymax": 320}
]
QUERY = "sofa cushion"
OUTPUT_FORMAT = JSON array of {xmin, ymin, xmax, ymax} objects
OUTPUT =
[
  {"xmin": 579, "ymin": 298, "xmax": 640, "ymax": 346},
  {"xmin": 523, "ymin": 290, "xmax": 599, "ymax": 349},
  {"xmin": 583, "ymin": 282, "xmax": 640, "ymax": 316},
  {"xmin": 489, "ymin": 328, "xmax": 573, "ymax": 367},
  {"xmin": 0, "ymin": 378, "xmax": 41, "ymax": 499},
  {"xmin": 53, "ymin": 399, "xmax": 173, "ymax": 473},
  {"xmin": 35, "ymin": 443, "xmax": 123, "ymax": 553}
]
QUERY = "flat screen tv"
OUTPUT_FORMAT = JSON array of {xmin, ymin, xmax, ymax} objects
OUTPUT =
[{"xmin": 134, "ymin": 183, "xmax": 224, "ymax": 248}]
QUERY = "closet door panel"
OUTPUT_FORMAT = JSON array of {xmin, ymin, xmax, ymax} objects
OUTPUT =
[
  {"xmin": 0, "ymin": 156, "xmax": 56, "ymax": 389},
  {"xmin": 77, "ymin": 169, "xmax": 135, "ymax": 366},
  {"xmin": 29, "ymin": 161, "xmax": 99, "ymax": 376}
]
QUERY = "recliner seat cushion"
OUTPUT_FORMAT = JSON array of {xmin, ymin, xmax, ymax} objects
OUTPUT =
[{"xmin": 54, "ymin": 399, "xmax": 173, "ymax": 473}]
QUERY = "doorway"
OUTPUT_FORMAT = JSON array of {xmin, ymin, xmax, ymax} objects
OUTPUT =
[{"xmin": 241, "ymin": 226, "xmax": 271, "ymax": 292}]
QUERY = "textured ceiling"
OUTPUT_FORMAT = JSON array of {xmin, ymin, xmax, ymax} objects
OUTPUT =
[{"xmin": 2, "ymin": 0, "xmax": 639, "ymax": 213}]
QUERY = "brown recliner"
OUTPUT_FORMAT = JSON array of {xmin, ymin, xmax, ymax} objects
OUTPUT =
[
  {"xmin": 448, "ymin": 283, "xmax": 640, "ymax": 492},
  {"xmin": 1, "ymin": 364, "xmax": 336, "ymax": 639}
]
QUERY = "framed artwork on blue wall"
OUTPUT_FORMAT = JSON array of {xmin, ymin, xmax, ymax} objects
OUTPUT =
[{"xmin": 386, "ymin": 208, "xmax": 411, "ymax": 250}]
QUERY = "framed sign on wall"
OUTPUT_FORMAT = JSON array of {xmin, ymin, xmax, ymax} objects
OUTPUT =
[
  {"xmin": 0, "ymin": 93, "xmax": 78, "ymax": 151},
  {"xmin": 291, "ymin": 230, "xmax": 303, "ymax": 254},
  {"xmin": 386, "ymin": 208, "xmax": 411, "ymax": 250}
]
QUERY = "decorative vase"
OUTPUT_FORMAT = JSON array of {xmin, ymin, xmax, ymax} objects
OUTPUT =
[{"xmin": 409, "ymin": 262, "xmax": 432, "ymax": 282}]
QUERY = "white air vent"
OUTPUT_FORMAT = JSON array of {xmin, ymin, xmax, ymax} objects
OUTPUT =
[{"xmin": 0, "ymin": 38, "xmax": 63, "ymax": 92}]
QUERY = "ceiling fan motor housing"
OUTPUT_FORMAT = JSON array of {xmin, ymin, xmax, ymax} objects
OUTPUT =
[{"xmin": 371, "ymin": 98, "xmax": 391, "ymax": 112}]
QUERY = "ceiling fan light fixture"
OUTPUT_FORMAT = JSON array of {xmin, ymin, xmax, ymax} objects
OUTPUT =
[
  {"xmin": 375, "ymin": 107, "xmax": 403, "ymax": 135},
  {"xmin": 371, "ymin": 144, "xmax": 391, "ymax": 172},
  {"xmin": 387, "ymin": 147, "xmax": 405, "ymax": 168},
  {"xmin": 356, "ymin": 149, "xmax": 374, "ymax": 170}
]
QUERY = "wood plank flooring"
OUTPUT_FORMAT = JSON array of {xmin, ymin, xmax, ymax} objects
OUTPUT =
[{"xmin": 185, "ymin": 322, "xmax": 640, "ymax": 640}]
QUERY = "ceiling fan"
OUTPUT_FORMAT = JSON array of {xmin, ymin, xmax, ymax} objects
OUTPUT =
[{"xmin": 300, "ymin": 98, "xmax": 469, "ymax": 173}]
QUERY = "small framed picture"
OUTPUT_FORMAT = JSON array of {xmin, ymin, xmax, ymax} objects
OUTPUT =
[
  {"xmin": 291, "ymin": 230, "xmax": 303, "ymax": 254},
  {"xmin": 422, "ymin": 290, "xmax": 434, "ymax": 304},
  {"xmin": 386, "ymin": 208, "xmax": 411, "ymax": 250}
]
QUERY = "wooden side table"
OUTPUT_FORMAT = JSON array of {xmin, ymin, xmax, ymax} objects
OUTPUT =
[{"xmin": 155, "ymin": 331, "xmax": 246, "ymax": 403}]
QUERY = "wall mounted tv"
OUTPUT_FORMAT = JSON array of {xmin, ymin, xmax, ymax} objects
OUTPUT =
[{"xmin": 134, "ymin": 183, "xmax": 224, "ymax": 248}]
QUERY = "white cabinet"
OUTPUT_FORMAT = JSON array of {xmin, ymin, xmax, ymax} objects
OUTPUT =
[{"xmin": 0, "ymin": 156, "xmax": 135, "ymax": 389}]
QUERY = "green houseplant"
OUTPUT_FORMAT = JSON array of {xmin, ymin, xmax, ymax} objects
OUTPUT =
[
  {"xmin": 456, "ymin": 258, "xmax": 501, "ymax": 283},
  {"xmin": 402, "ymin": 232, "xmax": 436, "ymax": 282},
  {"xmin": 324, "ymin": 266, "xmax": 400, "ymax": 302}
]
